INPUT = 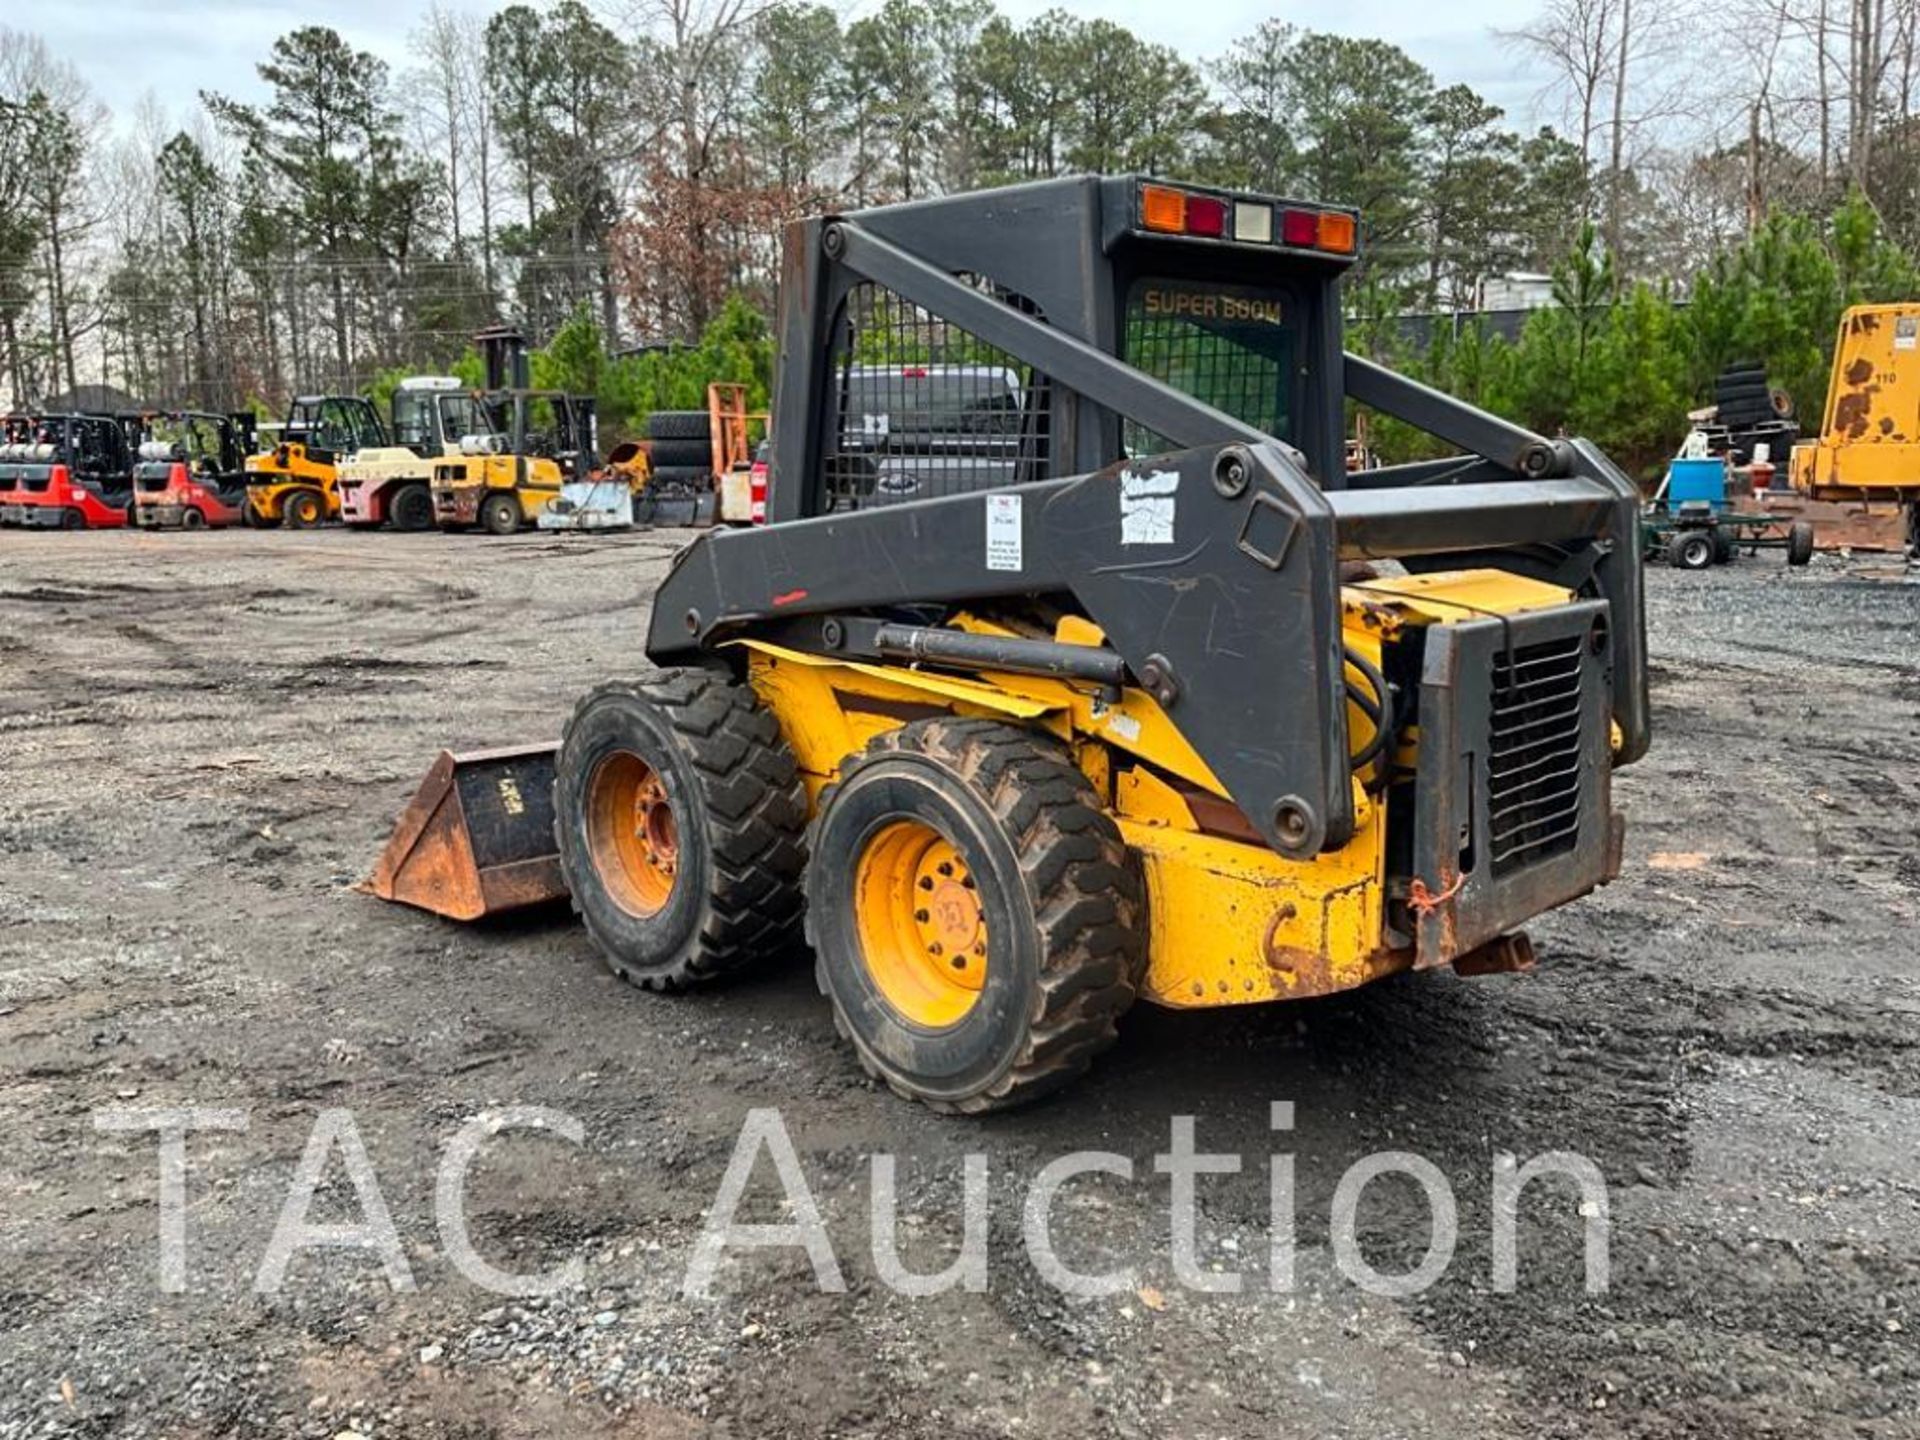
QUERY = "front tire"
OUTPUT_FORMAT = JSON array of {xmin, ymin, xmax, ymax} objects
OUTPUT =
[
  {"xmin": 480, "ymin": 493, "xmax": 521, "ymax": 536},
  {"xmin": 555, "ymin": 671, "xmax": 808, "ymax": 990},
  {"xmin": 1668, "ymin": 529, "xmax": 1715, "ymax": 570},
  {"xmin": 284, "ymin": 490, "xmax": 324, "ymax": 529},
  {"xmin": 391, "ymin": 482, "xmax": 434, "ymax": 532},
  {"xmin": 807, "ymin": 718, "xmax": 1145, "ymax": 1114}
]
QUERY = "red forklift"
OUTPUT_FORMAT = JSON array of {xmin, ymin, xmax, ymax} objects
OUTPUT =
[
  {"xmin": 0, "ymin": 413, "xmax": 39, "ymax": 523},
  {"xmin": 7, "ymin": 413, "xmax": 138, "ymax": 529},
  {"xmin": 130, "ymin": 411, "xmax": 258, "ymax": 529}
]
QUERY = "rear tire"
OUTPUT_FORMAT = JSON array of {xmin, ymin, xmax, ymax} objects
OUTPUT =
[
  {"xmin": 181, "ymin": 507, "xmax": 207, "ymax": 531},
  {"xmin": 390, "ymin": 482, "xmax": 434, "ymax": 532},
  {"xmin": 480, "ymin": 493, "xmax": 521, "ymax": 536},
  {"xmin": 555, "ymin": 671, "xmax": 808, "ymax": 990},
  {"xmin": 1786, "ymin": 520, "xmax": 1815, "ymax": 567},
  {"xmin": 806, "ymin": 718, "xmax": 1145, "ymax": 1114},
  {"xmin": 61, "ymin": 508, "xmax": 85, "ymax": 530},
  {"xmin": 284, "ymin": 490, "xmax": 324, "ymax": 529},
  {"xmin": 1668, "ymin": 529, "xmax": 1715, "ymax": 570}
]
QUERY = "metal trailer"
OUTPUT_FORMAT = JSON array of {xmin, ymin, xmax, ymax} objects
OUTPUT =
[{"xmin": 1641, "ymin": 503, "xmax": 1816, "ymax": 570}]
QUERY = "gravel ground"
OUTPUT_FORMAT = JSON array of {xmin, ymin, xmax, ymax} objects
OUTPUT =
[{"xmin": 0, "ymin": 528, "xmax": 1916, "ymax": 1440}]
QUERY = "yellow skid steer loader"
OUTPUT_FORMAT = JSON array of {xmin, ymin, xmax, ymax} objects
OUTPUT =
[{"xmin": 372, "ymin": 176, "xmax": 1649, "ymax": 1113}]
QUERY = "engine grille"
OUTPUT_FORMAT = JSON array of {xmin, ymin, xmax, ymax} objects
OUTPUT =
[{"xmin": 1487, "ymin": 634, "xmax": 1587, "ymax": 876}]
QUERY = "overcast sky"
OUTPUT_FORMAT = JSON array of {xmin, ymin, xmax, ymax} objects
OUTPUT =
[{"xmin": 11, "ymin": 0, "xmax": 1559, "ymax": 138}]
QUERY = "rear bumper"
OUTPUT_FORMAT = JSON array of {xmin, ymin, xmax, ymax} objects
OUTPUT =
[
  {"xmin": 433, "ymin": 485, "xmax": 481, "ymax": 526},
  {"xmin": 1408, "ymin": 600, "xmax": 1619, "ymax": 966},
  {"xmin": 134, "ymin": 503, "xmax": 186, "ymax": 528},
  {"xmin": 0, "ymin": 503, "xmax": 25, "ymax": 524},
  {"xmin": 18, "ymin": 503, "xmax": 69, "ymax": 527},
  {"xmin": 338, "ymin": 483, "xmax": 375, "ymax": 524}
]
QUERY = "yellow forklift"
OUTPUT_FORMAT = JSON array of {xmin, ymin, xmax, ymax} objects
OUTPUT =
[
  {"xmin": 428, "ymin": 327, "xmax": 597, "ymax": 535},
  {"xmin": 244, "ymin": 394, "xmax": 387, "ymax": 527}
]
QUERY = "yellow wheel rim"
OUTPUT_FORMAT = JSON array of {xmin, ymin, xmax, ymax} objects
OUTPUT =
[
  {"xmin": 853, "ymin": 820, "xmax": 987, "ymax": 1028},
  {"xmin": 587, "ymin": 751, "xmax": 680, "ymax": 918}
]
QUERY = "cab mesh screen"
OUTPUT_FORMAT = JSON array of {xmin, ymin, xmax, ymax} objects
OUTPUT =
[
  {"xmin": 1123, "ymin": 278, "xmax": 1295, "ymax": 457},
  {"xmin": 823, "ymin": 280, "xmax": 1051, "ymax": 509}
]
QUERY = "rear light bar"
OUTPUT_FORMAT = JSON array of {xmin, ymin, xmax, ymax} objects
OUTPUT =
[{"xmin": 1137, "ymin": 182, "xmax": 1357, "ymax": 257}]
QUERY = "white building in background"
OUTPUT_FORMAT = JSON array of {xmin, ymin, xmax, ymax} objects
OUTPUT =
[{"xmin": 1476, "ymin": 272, "xmax": 1556, "ymax": 312}]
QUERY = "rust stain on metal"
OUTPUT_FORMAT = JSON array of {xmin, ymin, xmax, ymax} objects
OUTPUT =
[
  {"xmin": 1756, "ymin": 491, "xmax": 1909, "ymax": 551},
  {"xmin": 1260, "ymin": 903, "xmax": 1300, "ymax": 968},
  {"xmin": 1835, "ymin": 386, "xmax": 1878, "ymax": 440}
]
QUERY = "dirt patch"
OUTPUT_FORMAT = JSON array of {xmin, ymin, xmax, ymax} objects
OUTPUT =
[{"xmin": 0, "ymin": 532, "xmax": 1915, "ymax": 1438}]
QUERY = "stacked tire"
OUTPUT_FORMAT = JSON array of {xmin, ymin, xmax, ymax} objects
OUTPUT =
[
  {"xmin": 1713, "ymin": 364, "xmax": 1799, "ymax": 464},
  {"xmin": 646, "ymin": 410, "xmax": 713, "ymax": 495},
  {"xmin": 1713, "ymin": 364, "xmax": 1789, "ymax": 429}
]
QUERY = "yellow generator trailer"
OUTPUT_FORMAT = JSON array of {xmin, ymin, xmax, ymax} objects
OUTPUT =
[
  {"xmin": 244, "ymin": 395, "xmax": 387, "ymax": 527},
  {"xmin": 376, "ymin": 176, "xmax": 1650, "ymax": 1114},
  {"xmin": 1789, "ymin": 303, "xmax": 1920, "ymax": 554}
]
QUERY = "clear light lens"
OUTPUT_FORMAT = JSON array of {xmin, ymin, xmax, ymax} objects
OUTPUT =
[{"xmin": 1232, "ymin": 202, "xmax": 1273, "ymax": 244}]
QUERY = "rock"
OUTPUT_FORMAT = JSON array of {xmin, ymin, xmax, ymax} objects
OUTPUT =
[{"xmin": 418, "ymin": 1344, "xmax": 443, "ymax": 1364}]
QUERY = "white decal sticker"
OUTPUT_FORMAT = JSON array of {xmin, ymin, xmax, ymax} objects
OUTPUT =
[
  {"xmin": 985, "ymin": 493, "xmax": 1023, "ymax": 571},
  {"xmin": 1896, "ymin": 316, "xmax": 1917, "ymax": 351},
  {"xmin": 1120, "ymin": 469, "xmax": 1178, "ymax": 545},
  {"xmin": 1105, "ymin": 711, "xmax": 1142, "ymax": 743}
]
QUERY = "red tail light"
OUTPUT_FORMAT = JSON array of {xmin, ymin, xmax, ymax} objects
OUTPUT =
[
  {"xmin": 1280, "ymin": 209, "xmax": 1320, "ymax": 247},
  {"xmin": 1185, "ymin": 196, "xmax": 1227, "ymax": 237}
]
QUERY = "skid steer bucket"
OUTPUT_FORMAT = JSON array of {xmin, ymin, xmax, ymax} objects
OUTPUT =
[{"xmin": 366, "ymin": 743, "xmax": 566, "ymax": 920}]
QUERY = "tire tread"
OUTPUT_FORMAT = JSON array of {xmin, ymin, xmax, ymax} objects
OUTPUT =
[
  {"xmin": 560, "ymin": 671, "xmax": 807, "ymax": 991},
  {"xmin": 809, "ymin": 717, "xmax": 1145, "ymax": 1114}
]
